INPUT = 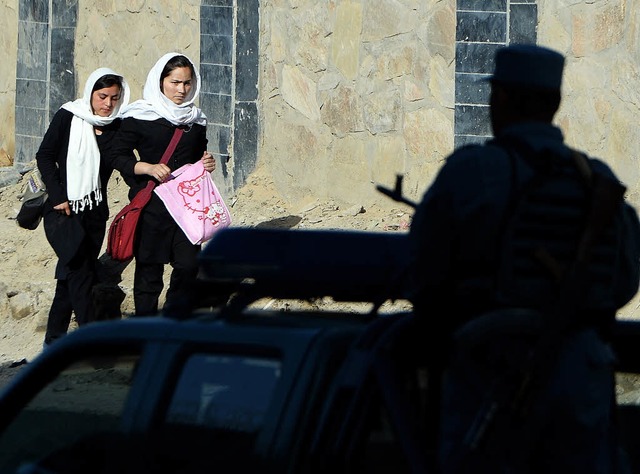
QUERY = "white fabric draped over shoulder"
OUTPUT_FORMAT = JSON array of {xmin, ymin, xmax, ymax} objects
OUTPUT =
[
  {"xmin": 61, "ymin": 68, "xmax": 131, "ymax": 213},
  {"xmin": 120, "ymin": 52, "xmax": 207, "ymax": 127}
]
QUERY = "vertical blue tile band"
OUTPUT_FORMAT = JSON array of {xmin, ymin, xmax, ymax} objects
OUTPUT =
[
  {"xmin": 456, "ymin": 43, "xmax": 503, "ymax": 75},
  {"xmin": 16, "ymin": 0, "xmax": 77, "ymax": 168},
  {"xmin": 457, "ymin": 0, "xmax": 507, "ymax": 12},
  {"xmin": 455, "ymin": 73, "xmax": 491, "ymax": 105},
  {"xmin": 456, "ymin": 12, "xmax": 507, "ymax": 43},
  {"xmin": 454, "ymin": 0, "xmax": 538, "ymax": 148},
  {"xmin": 201, "ymin": 5, "xmax": 234, "ymax": 36},
  {"xmin": 233, "ymin": 102, "xmax": 258, "ymax": 190},
  {"xmin": 510, "ymin": 4, "xmax": 538, "ymax": 45},
  {"xmin": 235, "ymin": 0, "xmax": 259, "ymax": 102},
  {"xmin": 201, "ymin": 92, "xmax": 233, "ymax": 124},
  {"xmin": 208, "ymin": 123, "xmax": 232, "ymax": 171},
  {"xmin": 200, "ymin": 0, "xmax": 259, "ymax": 194},
  {"xmin": 201, "ymin": 0, "xmax": 233, "ymax": 6},
  {"xmin": 201, "ymin": 63, "xmax": 233, "ymax": 95},
  {"xmin": 16, "ymin": 20, "xmax": 48, "ymax": 81},
  {"xmin": 18, "ymin": 0, "xmax": 48, "ymax": 23},
  {"xmin": 201, "ymin": 34, "xmax": 233, "ymax": 66},
  {"xmin": 49, "ymin": 27, "xmax": 75, "ymax": 119}
]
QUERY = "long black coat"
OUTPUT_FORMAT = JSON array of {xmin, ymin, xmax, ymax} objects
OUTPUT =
[
  {"xmin": 36, "ymin": 108, "xmax": 118, "ymax": 217},
  {"xmin": 36, "ymin": 108, "xmax": 120, "ymax": 271},
  {"xmin": 108, "ymin": 117, "xmax": 208, "ymax": 263}
]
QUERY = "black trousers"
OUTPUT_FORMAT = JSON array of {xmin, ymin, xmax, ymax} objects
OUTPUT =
[
  {"xmin": 44, "ymin": 207, "xmax": 106, "ymax": 346},
  {"xmin": 44, "ymin": 251, "xmax": 97, "ymax": 345},
  {"xmin": 133, "ymin": 233, "xmax": 200, "ymax": 317}
]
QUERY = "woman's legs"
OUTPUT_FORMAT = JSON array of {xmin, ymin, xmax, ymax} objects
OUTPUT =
[
  {"xmin": 133, "ymin": 261, "xmax": 165, "ymax": 316},
  {"xmin": 44, "ymin": 249, "xmax": 97, "ymax": 345},
  {"xmin": 65, "ymin": 255, "xmax": 97, "ymax": 326},
  {"xmin": 164, "ymin": 233, "xmax": 200, "ymax": 317},
  {"xmin": 44, "ymin": 279, "xmax": 73, "ymax": 345},
  {"xmin": 133, "ymin": 230, "xmax": 200, "ymax": 317}
]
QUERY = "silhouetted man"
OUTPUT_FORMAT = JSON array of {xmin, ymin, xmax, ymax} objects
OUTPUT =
[{"xmin": 408, "ymin": 44, "xmax": 640, "ymax": 473}]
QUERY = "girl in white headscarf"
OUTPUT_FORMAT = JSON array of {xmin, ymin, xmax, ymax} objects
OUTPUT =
[
  {"xmin": 36, "ymin": 68, "xmax": 130, "ymax": 346},
  {"xmin": 109, "ymin": 53, "xmax": 216, "ymax": 317}
]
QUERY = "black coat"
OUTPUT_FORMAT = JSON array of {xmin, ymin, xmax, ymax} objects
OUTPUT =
[
  {"xmin": 108, "ymin": 117, "xmax": 208, "ymax": 263},
  {"xmin": 36, "ymin": 108, "xmax": 118, "ymax": 218},
  {"xmin": 36, "ymin": 108, "xmax": 120, "ymax": 269}
]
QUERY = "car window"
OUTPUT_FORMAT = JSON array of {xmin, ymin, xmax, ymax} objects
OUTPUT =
[
  {"xmin": 166, "ymin": 354, "xmax": 281, "ymax": 433},
  {"xmin": 127, "ymin": 353, "xmax": 283, "ymax": 471},
  {"xmin": 0, "ymin": 354, "xmax": 140, "ymax": 473}
]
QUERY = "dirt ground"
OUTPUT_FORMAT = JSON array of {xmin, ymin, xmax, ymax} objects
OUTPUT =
[{"xmin": 0, "ymin": 162, "xmax": 413, "ymax": 382}]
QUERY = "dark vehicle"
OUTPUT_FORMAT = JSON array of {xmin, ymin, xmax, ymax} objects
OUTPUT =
[{"xmin": 0, "ymin": 228, "xmax": 638, "ymax": 473}]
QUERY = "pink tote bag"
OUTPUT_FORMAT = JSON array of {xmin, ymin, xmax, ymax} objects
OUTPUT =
[{"xmin": 154, "ymin": 160, "xmax": 232, "ymax": 245}]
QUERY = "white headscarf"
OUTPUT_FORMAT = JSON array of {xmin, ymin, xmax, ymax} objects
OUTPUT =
[
  {"xmin": 61, "ymin": 67, "xmax": 131, "ymax": 213},
  {"xmin": 120, "ymin": 52, "xmax": 207, "ymax": 127}
]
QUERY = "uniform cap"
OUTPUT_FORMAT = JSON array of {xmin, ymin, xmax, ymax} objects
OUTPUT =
[{"xmin": 487, "ymin": 44, "xmax": 565, "ymax": 91}]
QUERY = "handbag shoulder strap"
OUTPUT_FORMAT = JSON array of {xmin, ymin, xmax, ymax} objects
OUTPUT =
[
  {"xmin": 141, "ymin": 127, "xmax": 184, "ymax": 193},
  {"xmin": 160, "ymin": 127, "xmax": 184, "ymax": 166}
]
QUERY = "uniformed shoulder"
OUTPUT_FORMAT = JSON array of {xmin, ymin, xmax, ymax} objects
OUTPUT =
[
  {"xmin": 447, "ymin": 143, "xmax": 483, "ymax": 159},
  {"xmin": 585, "ymin": 154, "xmax": 619, "ymax": 180},
  {"xmin": 443, "ymin": 142, "xmax": 510, "ymax": 170}
]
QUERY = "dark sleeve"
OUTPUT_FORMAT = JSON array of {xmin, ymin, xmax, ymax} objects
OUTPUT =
[
  {"xmin": 196, "ymin": 124, "xmax": 208, "ymax": 160},
  {"xmin": 97, "ymin": 120, "xmax": 122, "ymax": 194},
  {"xmin": 35, "ymin": 109, "xmax": 71, "ymax": 206},
  {"xmin": 105, "ymin": 117, "xmax": 140, "ymax": 178},
  {"xmin": 407, "ymin": 161, "xmax": 457, "ymax": 315},
  {"xmin": 178, "ymin": 123, "xmax": 208, "ymax": 166}
]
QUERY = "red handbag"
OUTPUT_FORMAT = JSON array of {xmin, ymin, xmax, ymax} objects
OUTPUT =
[{"xmin": 106, "ymin": 128, "xmax": 184, "ymax": 261}]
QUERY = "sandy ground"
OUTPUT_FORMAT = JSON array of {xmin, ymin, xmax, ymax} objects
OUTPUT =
[{"xmin": 0, "ymin": 163, "xmax": 413, "ymax": 382}]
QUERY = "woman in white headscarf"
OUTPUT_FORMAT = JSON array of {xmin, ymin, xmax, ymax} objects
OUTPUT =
[
  {"xmin": 109, "ymin": 53, "xmax": 216, "ymax": 317},
  {"xmin": 36, "ymin": 68, "xmax": 130, "ymax": 346}
]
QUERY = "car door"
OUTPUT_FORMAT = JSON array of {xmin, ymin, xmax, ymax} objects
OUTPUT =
[
  {"xmin": 0, "ymin": 324, "xmax": 292, "ymax": 474},
  {"xmin": 0, "ymin": 345, "xmax": 144, "ymax": 473},
  {"xmin": 303, "ymin": 314, "xmax": 431, "ymax": 474}
]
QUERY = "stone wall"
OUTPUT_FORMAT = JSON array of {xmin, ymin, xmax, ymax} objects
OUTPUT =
[
  {"xmin": 0, "ymin": 2, "xmax": 18, "ymax": 168},
  {"xmin": 539, "ymin": 0, "xmax": 640, "ymax": 206},
  {"xmin": 1, "ymin": 0, "xmax": 640, "ymax": 210},
  {"xmin": 260, "ymin": 0, "xmax": 455, "ymax": 210}
]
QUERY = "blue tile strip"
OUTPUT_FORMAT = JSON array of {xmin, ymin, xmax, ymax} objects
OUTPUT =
[
  {"xmin": 200, "ymin": 0, "xmax": 259, "ymax": 194},
  {"xmin": 454, "ymin": 0, "xmax": 538, "ymax": 148},
  {"xmin": 15, "ymin": 0, "xmax": 76, "ymax": 168}
]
